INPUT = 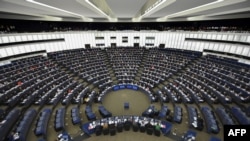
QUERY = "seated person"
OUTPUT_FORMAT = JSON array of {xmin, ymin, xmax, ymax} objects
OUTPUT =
[
  {"xmin": 132, "ymin": 120, "xmax": 138, "ymax": 126},
  {"xmin": 145, "ymin": 122, "xmax": 153, "ymax": 128},
  {"xmin": 139, "ymin": 120, "xmax": 146, "ymax": 127},
  {"xmin": 13, "ymin": 132, "xmax": 20, "ymax": 141},
  {"xmin": 103, "ymin": 122, "xmax": 108, "ymax": 129},
  {"xmin": 155, "ymin": 123, "xmax": 161, "ymax": 131}
]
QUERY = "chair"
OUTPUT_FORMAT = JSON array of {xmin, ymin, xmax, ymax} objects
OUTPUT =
[
  {"xmin": 110, "ymin": 128, "xmax": 116, "ymax": 136},
  {"xmin": 95, "ymin": 125, "xmax": 102, "ymax": 136},
  {"xmin": 146, "ymin": 127, "xmax": 153, "ymax": 135},
  {"xmin": 124, "ymin": 121, "xmax": 131, "ymax": 131},
  {"xmin": 117, "ymin": 123, "xmax": 123, "ymax": 132},
  {"xmin": 140, "ymin": 126, "xmax": 146, "ymax": 132},
  {"xmin": 133, "ymin": 124, "xmax": 139, "ymax": 132},
  {"xmin": 154, "ymin": 129, "xmax": 161, "ymax": 136},
  {"xmin": 103, "ymin": 128, "xmax": 109, "ymax": 135}
]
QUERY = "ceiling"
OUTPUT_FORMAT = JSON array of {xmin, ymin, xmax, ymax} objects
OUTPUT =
[{"xmin": 0, "ymin": 0, "xmax": 249, "ymax": 22}]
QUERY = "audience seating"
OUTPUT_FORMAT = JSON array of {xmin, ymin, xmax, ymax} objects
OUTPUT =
[
  {"xmin": 16, "ymin": 109, "xmax": 37, "ymax": 141},
  {"xmin": 106, "ymin": 48, "xmax": 145, "ymax": 84},
  {"xmin": 142, "ymin": 105, "xmax": 156, "ymax": 118},
  {"xmin": 48, "ymin": 48, "xmax": 112, "ymax": 90},
  {"xmin": 158, "ymin": 105, "xmax": 169, "ymax": 119},
  {"xmin": 209, "ymin": 136, "xmax": 222, "ymax": 141},
  {"xmin": 162, "ymin": 86, "xmax": 182, "ymax": 103},
  {"xmin": 173, "ymin": 106, "xmax": 182, "ymax": 123},
  {"xmin": 85, "ymin": 105, "xmax": 96, "ymax": 121},
  {"xmin": 0, "ymin": 109, "xmax": 21, "ymax": 141},
  {"xmin": 215, "ymin": 107, "xmax": 234, "ymax": 125},
  {"xmin": 98, "ymin": 106, "xmax": 112, "ymax": 118},
  {"xmin": 201, "ymin": 106, "xmax": 219, "ymax": 134},
  {"xmin": 187, "ymin": 106, "xmax": 203, "ymax": 130},
  {"xmin": 35, "ymin": 108, "xmax": 52, "ymax": 136},
  {"xmin": 157, "ymin": 90, "xmax": 169, "ymax": 103},
  {"xmin": 231, "ymin": 106, "xmax": 250, "ymax": 125},
  {"xmin": 54, "ymin": 108, "xmax": 65, "ymax": 131},
  {"xmin": 0, "ymin": 47, "xmax": 249, "ymax": 141},
  {"xmin": 182, "ymin": 130, "xmax": 197, "ymax": 141},
  {"xmin": 71, "ymin": 107, "xmax": 81, "ymax": 125}
]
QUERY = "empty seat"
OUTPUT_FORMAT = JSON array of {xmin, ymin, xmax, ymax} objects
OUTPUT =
[{"xmin": 35, "ymin": 109, "xmax": 51, "ymax": 136}]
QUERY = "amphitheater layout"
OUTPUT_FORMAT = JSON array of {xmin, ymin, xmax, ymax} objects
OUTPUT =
[{"xmin": 0, "ymin": 34, "xmax": 250, "ymax": 141}]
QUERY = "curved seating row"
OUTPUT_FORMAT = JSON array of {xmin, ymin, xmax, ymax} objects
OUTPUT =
[
  {"xmin": 173, "ymin": 106, "xmax": 182, "ymax": 123},
  {"xmin": 201, "ymin": 106, "xmax": 219, "ymax": 134},
  {"xmin": 16, "ymin": 109, "xmax": 37, "ymax": 141},
  {"xmin": 62, "ymin": 84, "xmax": 83, "ymax": 105},
  {"xmin": 0, "ymin": 109, "xmax": 21, "ymax": 141},
  {"xmin": 215, "ymin": 107, "xmax": 234, "ymax": 125},
  {"xmin": 142, "ymin": 105, "xmax": 157, "ymax": 118},
  {"xmin": 162, "ymin": 86, "xmax": 181, "ymax": 103},
  {"xmin": 98, "ymin": 106, "xmax": 112, "ymax": 118},
  {"xmin": 85, "ymin": 106, "xmax": 96, "ymax": 121},
  {"xmin": 158, "ymin": 105, "xmax": 169, "ymax": 119},
  {"xmin": 71, "ymin": 107, "xmax": 81, "ymax": 125},
  {"xmin": 170, "ymin": 82, "xmax": 193, "ymax": 104},
  {"xmin": 54, "ymin": 108, "xmax": 65, "ymax": 131},
  {"xmin": 83, "ymin": 91, "xmax": 96, "ymax": 105},
  {"xmin": 209, "ymin": 136, "xmax": 222, "ymax": 141},
  {"xmin": 72, "ymin": 87, "xmax": 89, "ymax": 104},
  {"xmin": 176, "ymin": 78, "xmax": 204, "ymax": 103},
  {"xmin": 231, "ymin": 106, "xmax": 250, "ymax": 125},
  {"xmin": 98, "ymin": 83, "xmax": 155, "ymax": 103},
  {"xmin": 187, "ymin": 106, "xmax": 203, "ymax": 130},
  {"xmin": 35, "ymin": 108, "xmax": 52, "ymax": 136},
  {"xmin": 181, "ymin": 130, "xmax": 197, "ymax": 141},
  {"xmin": 0, "ymin": 57, "xmax": 59, "ymax": 108},
  {"xmin": 156, "ymin": 90, "xmax": 169, "ymax": 103},
  {"xmin": 107, "ymin": 48, "xmax": 144, "ymax": 84}
]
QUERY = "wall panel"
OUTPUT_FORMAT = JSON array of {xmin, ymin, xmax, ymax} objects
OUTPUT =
[
  {"xmin": 5, "ymin": 48, "xmax": 14, "ymax": 56},
  {"xmin": 229, "ymin": 45, "xmax": 237, "ymax": 54},
  {"xmin": 0, "ymin": 48, "xmax": 7, "ymax": 57},
  {"xmin": 2, "ymin": 36, "xmax": 9, "ymax": 43},
  {"xmin": 242, "ymin": 46, "xmax": 249, "ymax": 56},
  {"xmin": 9, "ymin": 36, "xmax": 15, "ymax": 42},
  {"xmin": 0, "ymin": 31, "xmax": 249, "ymax": 58}
]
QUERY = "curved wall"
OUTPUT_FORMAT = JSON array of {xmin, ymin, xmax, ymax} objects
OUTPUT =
[{"xmin": 0, "ymin": 31, "xmax": 249, "ymax": 58}]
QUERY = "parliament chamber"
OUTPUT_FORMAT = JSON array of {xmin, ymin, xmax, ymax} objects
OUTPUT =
[{"xmin": 0, "ymin": 2, "xmax": 250, "ymax": 140}]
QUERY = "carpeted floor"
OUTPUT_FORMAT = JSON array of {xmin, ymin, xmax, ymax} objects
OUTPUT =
[{"xmin": 101, "ymin": 89, "xmax": 156, "ymax": 116}]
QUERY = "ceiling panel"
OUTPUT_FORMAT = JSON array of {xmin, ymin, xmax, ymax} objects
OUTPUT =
[
  {"xmin": 0, "ymin": 0, "xmax": 68, "ymax": 17},
  {"xmin": 186, "ymin": 0, "xmax": 250, "ymax": 17},
  {"xmin": 148, "ymin": 0, "xmax": 216, "ymax": 18},
  {"xmin": 106, "ymin": 0, "xmax": 148, "ymax": 18},
  {"xmin": 0, "ymin": 0, "xmax": 249, "ymax": 22},
  {"xmin": 36, "ymin": 0, "xmax": 102, "ymax": 18}
]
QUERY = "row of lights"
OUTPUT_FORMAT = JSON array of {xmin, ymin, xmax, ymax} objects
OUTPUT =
[{"xmin": 143, "ymin": 0, "xmax": 166, "ymax": 16}]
